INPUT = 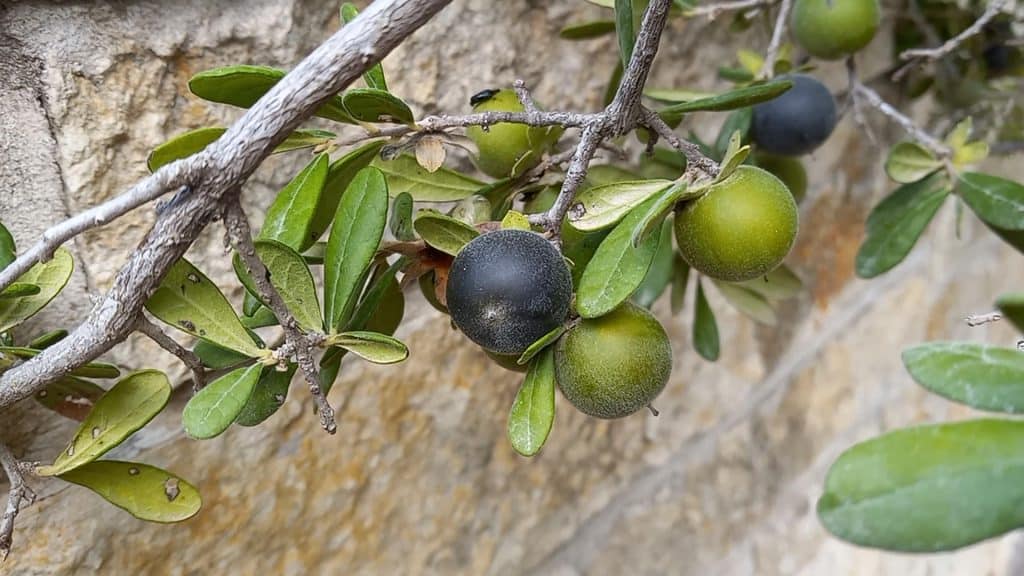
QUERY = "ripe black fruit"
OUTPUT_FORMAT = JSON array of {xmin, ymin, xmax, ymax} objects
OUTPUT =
[
  {"xmin": 751, "ymin": 74, "xmax": 837, "ymax": 156},
  {"xmin": 447, "ymin": 229, "xmax": 572, "ymax": 355}
]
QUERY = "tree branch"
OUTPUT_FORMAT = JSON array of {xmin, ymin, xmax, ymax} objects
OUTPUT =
[
  {"xmin": 686, "ymin": 0, "xmax": 774, "ymax": 19},
  {"xmin": 135, "ymin": 315, "xmax": 206, "ymax": 391},
  {"xmin": 760, "ymin": 0, "xmax": 793, "ymax": 78},
  {"xmin": 850, "ymin": 78, "xmax": 952, "ymax": 157},
  {"xmin": 0, "ymin": 0, "xmax": 453, "ymax": 411},
  {"xmin": 640, "ymin": 108, "xmax": 721, "ymax": 178},
  {"xmin": 222, "ymin": 201, "xmax": 335, "ymax": 434},
  {"xmin": 900, "ymin": 0, "xmax": 1008, "ymax": 62},
  {"xmin": 0, "ymin": 443, "xmax": 34, "ymax": 561}
]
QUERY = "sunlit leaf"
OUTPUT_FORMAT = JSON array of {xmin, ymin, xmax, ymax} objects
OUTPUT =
[
  {"xmin": 342, "ymin": 89, "xmax": 414, "ymax": 125},
  {"xmin": 182, "ymin": 363, "xmax": 262, "ymax": 439},
  {"xmin": 233, "ymin": 240, "xmax": 322, "ymax": 332},
  {"xmin": 507, "ymin": 347, "xmax": 556, "ymax": 457},
  {"xmin": 0, "ymin": 248, "xmax": 73, "ymax": 334},
  {"xmin": 372, "ymin": 154, "xmax": 484, "ymax": 202},
  {"xmin": 60, "ymin": 461, "xmax": 201, "ymax": 523},
  {"xmin": 329, "ymin": 331, "xmax": 409, "ymax": 364},
  {"xmin": 568, "ymin": 179, "xmax": 672, "ymax": 232},
  {"xmin": 188, "ymin": 65, "xmax": 353, "ymax": 123}
]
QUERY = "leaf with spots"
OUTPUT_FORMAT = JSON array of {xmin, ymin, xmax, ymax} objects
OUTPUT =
[
  {"xmin": 37, "ymin": 370, "xmax": 171, "ymax": 477},
  {"xmin": 902, "ymin": 342, "xmax": 1024, "ymax": 413},
  {"xmin": 568, "ymin": 179, "xmax": 672, "ymax": 232},
  {"xmin": 59, "ymin": 461, "xmax": 201, "ymax": 523},
  {"xmin": 372, "ymin": 154, "xmax": 484, "ymax": 202},
  {"xmin": 0, "ymin": 247, "xmax": 73, "ymax": 334},
  {"xmin": 232, "ymin": 240, "xmax": 323, "ymax": 332},
  {"xmin": 507, "ymin": 347, "xmax": 556, "ymax": 457},
  {"xmin": 34, "ymin": 377, "xmax": 106, "ymax": 422},
  {"xmin": 182, "ymin": 363, "xmax": 263, "ymax": 440}
]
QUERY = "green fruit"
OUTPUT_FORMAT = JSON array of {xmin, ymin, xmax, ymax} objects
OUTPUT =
[
  {"xmin": 466, "ymin": 89, "xmax": 553, "ymax": 178},
  {"xmin": 755, "ymin": 154, "xmax": 807, "ymax": 203},
  {"xmin": 674, "ymin": 166, "xmax": 798, "ymax": 282},
  {"xmin": 791, "ymin": 0, "xmax": 880, "ymax": 60},
  {"xmin": 555, "ymin": 302, "xmax": 672, "ymax": 419}
]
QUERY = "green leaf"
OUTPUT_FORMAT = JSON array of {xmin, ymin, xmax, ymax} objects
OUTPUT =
[
  {"xmin": 232, "ymin": 240, "xmax": 322, "ymax": 332},
  {"xmin": 885, "ymin": 141, "xmax": 941, "ymax": 184},
  {"xmin": 241, "ymin": 307, "xmax": 279, "ymax": 330},
  {"xmin": 644, "ymin": 88, "xmax": 714, "ymax": 103},
  {"xmin": 324, "ymin": 167, "xmax": 388, "ymax": 332},
  {"xmin": 0, "ymin": 347, "xmax": 119, "ymax": 379},
  {"xmin": 583, "ymin": 165, "xmax": 643, "ymax": 188},
  {"xmin": 28, "ymin": 328, "xmax": 68, "ymax": 349},
  {"xmin": 37, "ymin": 371, "xmax": 171, "ymax": 476},
  {"xmin": 633, "ymin": 219, "xmax": 675, "ymax": 308},
  {"xmin": 389, "ymin": 192, "xmax": 415, "ymax": 241},
  {"xmin": 372, "ymin": 154, "xmax": 484, "ymax": 202},
  {"xmin": 856, "ymin": 174, "xmax": 950, "ymax": 279},
  {"xmin": 0, "ymin": 222, "xmax": 15, "ymax": 272},
  {"xmin": 902, "ymin": 342, "xmax": 1024, "ymax": 413},
  {"xmin": 59, "ymin": 461, "xmax": 201, "ymax": 523},
  {"xmin": 309, "ymin": 141, "xmax": 386, "ymax": 250},
  {"xmin": 145, "ymin": 258, "xmax": 262, "ymax": 357},
  {"xmin": 693, "ymin": 279, "xmax": 720, "ymax": 361},
  {"xmin": 945, "ymin": 117, "xmax": 973, "ymax": 150},
  {"xmin": 568, "ymin": 179, "xmax": 672, "ymax": 232},
  {"xmin": 659, "ymin": 80, "xmax": 792, "ymax": 118},
  {"xmin": 735, "ymin": 264, "xmax": 802, "ymax": 300},
  {"xmin": 340, "ymin": 3, "xmax": 387, "ymax": 91},
  {"xmin": 629, "ymin": 180, "xmax": 689, "ymax": 247},
  {"xmin": 319, "ymin": 346, "xmax": 346, "ymax": 397},
  {"xmin": 818, "ymin": 419, "xmax": 1024, "ymax": 552},
  {"xmin": 507, "ymin": 347, "xmax": 556, "ymax": 457},
  {"xmin": 348, "ymin": 258, "xmax": 406, "ymax": 333},
  {"xmin": 713, "ymin": 281, "xmax": 777, "ymax": 325},
  {"xmin": 342, "ymin": 89, "xmax": 414, "ymax": 125},
  {"xmin": 182, "ymin": 363, "xmax": 262, "ymax": 439},
  {"xmin": 559, "ymin": 20, "xmax": 617, "ymax": 39},
  {"xmin": 614, "ymin": 0, "xmax": 635, "ymax": 67},
  {"xmin": 500, "ymin": 210, "xmax": 532, "ymax": 231},
  {"xmin": 259, "ymin": 153, "xmax": 329, "ymax": 252},
  {"xmin": 146, "ymin": 127, "xmax": 335, "ymax": 172},
  {"xmin": 34, "ymin": 377, "xmax": 106, "ymax": 422},
  {"xmin": 0, "ymin": 283, "xmax": 41, "ymax": 299},
  {"xmin": 996, "ymin": 292, "xmax": 1024, "ymax": 333},
  {"xmin": 192, "ymin": 340, "xmax": 251, "ymax": 370},
  {"xmin": 716, "ymin": 141, "xmax": 750, "ymax": 182},
  {"xmin": 957, "ymin": 172, "xmax": 1024, "ymax": 231},
  {"xmin": 670, "ymin": 255, "xmax": 690, "ymax": 315},
  {"xmin": 0, "ymin": 248, "xmax": 74, "ymax": 334},
  {"xmin": 736, "ymin": 49, "xmax": 764, "ymax": 76},
  {"xmin": 188, "ymin": 65, "xmax": 353, "ymax": 123},
  {"xmin": 577, "ymin": 195, "xmax": 663, "ymax": 318},
  {"xmin": 517, "ymin": 325, "xmax": 567, "ymax": 365},
  {"xmin": 235, "ymin": 364, "xmax": 296, "ymax": 427},
  {"xmin": 718, "ymin": 66, "xmax": 755, "ymax": 83},
  {"xmin": 330, "ymin": 331, "xmax": 409, "ymax": 364},
  {"xmin": 715, "ymin": 108, "xmax": 752, "ymax": 159},
  {"xmin": 413, "ymin": 211, "xmax": 480, "ymax": 256}
]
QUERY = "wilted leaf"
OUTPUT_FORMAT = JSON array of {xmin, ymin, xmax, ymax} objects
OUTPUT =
[
  {"xmin": 259, "ymin": 153, "xmax": 329, "ymax": 252},
  {"xmin": 372, "ymin": 154, "xmax": 484, "ymax": 202},
  {"xmin": 329, "ymin": 331, "xmax": 409, "ymax": 364},
  {"xmin": 507, "ymin": 347, "xmax": 556, "ymax": 457},
  {"xmin": 0, "ymin": 248, "xmax": 74, "ymax": 334},
  {"xmin": 693, "ymin": 279, "xmax": 719, "ymax": 361},
  {"xmin": 413, "ymin": 211, "xmax": 480, "ymax": 256},
  {"xmin": 60, "ymin": 461, "xmax": 201, "ymax": 523},
  {"xmin": 188, "ymin": 65, "xmax": 352, "ymax": 123},
  {"xmin": 902, "ymin": 342, "xmax": 1024, "ymax": 413},
  {"xmin": 235, "ymin": 364, "xmax": 296, "ymax": 427},
  {"xmin": 957, "ymin": 172, "xmax": 1024, "ymax": 231},
  {"xmin": 414, "ymin": 136, "xmax": 446, "ymax": 173},
  {"xmin": 182, "ymin": 363, "xmax": 262, "ymax": 439},
  {"xmin": 233, "ymin": 240, "xmax": 322, "ymax": 332},
  {"xmin": 37, "ymin": 370, "xmax": 171, "ymax": 476},
  {"xmin": 342, "ymin": 89, "xmax": 414, "ymax": 125},
  {"xmin": 568, "ymin": 179, "xmax": 672, "ymax": 232}
]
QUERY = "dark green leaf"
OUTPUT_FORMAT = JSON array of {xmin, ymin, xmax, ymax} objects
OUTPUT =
[
  {"xmin": 232, "ymin": 240, "xmax": 322, "ymax": 332},
  {"xmin": 348, "ymin": 258, "xmax": 405, "ymax": 333},
  {"xmin": 259, "ymin": 153, "xmax": 329, "ymax": 252},
  {"xmin": 59, "ymin": 461, "xmax": 201, "ymax": 523},
  {"xmin": 559, "ymin": 20, "xmax": 617, "ymax": 39},
  {"xmin": 0, "ymin": 222, "xmax": 14, "ymax": 272},
  {"xmin": 182, "ymin": 363, "xmax": 262, "ymax": 439},
  {"xmin": 240, "ymin": 307, "xmax": 279, "ymax": 330},
  {"xmin": 324, "ymin": 167, "xmax": 388, "ymax": 332},
  {"xmin": 718, "ymin": 66, "xmax": 755, "ymax": 83},
  {"xmin": 568, "ymin": 179, "xmax": 672, "ymax": 232},
  {"xmin": 988, "ymin": 223, "xmax": 1024, "ymax": 256},
  {"xmin": 856, "ymin": 174, "xmax": 950, "ymax": 278},
  {"xmin": 614, "ymin": 0, "xmax": 635, "ymax": 67},
  {"xmin": 0, "ymin": 283, "xmax": 40, "ymax": 299},
  {"xmin": 958, "ymin": 172, "xmax": 1024, "ymax": 230},
  {"xmin": 308, "ymin": 141, "xmax": 387, "ymax": 250},
  {"xmin": 576, "ymin": 195, "xmax": 663, "ymax": 318},
  {"xmin": 146, "ymin": 258, "xmax": 262, "ymax": 357},
  {"xmin": 659, "ymin": 80, "xmax": 792, "ymax": 119},
  {"xmin": 507, "ymin": 347, "xmax": 556, "ymax": 457},
  {"xmin": 630, "ymin": 180, "xmax": 690, "ymax": 247},
  {"xmin": 670, "ymin": 255, "xmax": 690, "ymax": 315},
  {"xmin": 340, "ymin": 3, "xmax": 388, "ymax": 91},
  {"xmin": 28, "ymin": 329, "xmax": 68, "ymax": 349},
  {"xmin": 37, "ymin": 371, "xmax": 171, "ymax": 476},
  {"xmin": 192, "ymin": 340, "xmax": 251, "ymax": 370},
  {"xmin": 997, "ymin": 292, "xmax": 1024, "ymax": 333},
  {"xmin": 372, "ymin": 154, "xmax": 484, "ymax": 202},
  {"xmin": 693, "ymin": 279, "xmax": 720, "ymax": 361},
  {"xmin": 342, "ymin": 89, "xmax": 414, "ymax": 125},
  {"xmin": 235, "ymin": 364, "xmax": 296, "ymax": 427},
  {"xmin": 903, "ymin": 342, "xmax": 1024, "ymax": 413},
  {"xmin": 819, "ymin": 419, "xmax": 1024, "ymax": 552},
  {"xmin": 146, "ymin": 127, "xmax": 335, "ymax": 172},
  {"xmin": 34, "ymin": 376, "xmax": 105, "ymax": 421},
  {"xmin": 413, "ymin": 211, "xmax": 480, "ymax": 256},
  {"xmin": 389, "ymin": 192, "xmax": 415, "ymax": 241},
  {"xmin": 330, "ymin": 331, "xmax": 409, "ymax": 364},
  {"xmin": 188, "ymin": 65, "xmax": 352, "ymax": 123},
  {"xmin": 633, "ymin": 219, "xmax": 675, "ymax": 308},
  {"xmin": 517, "ymin": 325, "xmax": 567, "ymax": 365},
  {"xmin": 0, "ymin": 248, "xmax": 74, "ymax": 334}
]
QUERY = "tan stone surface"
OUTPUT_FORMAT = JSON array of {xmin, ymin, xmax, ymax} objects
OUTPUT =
[{"xmin": 2, "ymin": 1, "xmax": 1024, "ymax": 575}]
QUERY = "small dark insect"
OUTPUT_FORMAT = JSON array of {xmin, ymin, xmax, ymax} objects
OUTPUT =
[{"xmin": 470, "ymin": 88, "xmax": 500, "ymax": 107}]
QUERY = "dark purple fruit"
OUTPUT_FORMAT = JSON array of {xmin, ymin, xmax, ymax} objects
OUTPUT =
[
  {"xmin": 751, "ymin": 74, "xmax": 837, "ymax": 156},
  {"xmin": 446, "ymin": 229, "xmax": 572, "ymax": 355}
]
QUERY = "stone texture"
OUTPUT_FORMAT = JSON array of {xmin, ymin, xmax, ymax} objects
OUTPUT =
[{"xmin": 1, "ymin": 1, "xmax": 1024, "ymax": 575}]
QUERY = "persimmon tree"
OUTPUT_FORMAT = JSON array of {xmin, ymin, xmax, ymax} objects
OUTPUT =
[{"xmin": 1, "ymin": 0, "xmax": 1023, "ymax": 561}]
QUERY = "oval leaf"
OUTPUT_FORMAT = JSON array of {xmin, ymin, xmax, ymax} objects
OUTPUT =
[
  {"xmin": 324, "ymin": 167, "xmax": 389, "ymax": 332},
  {"xmin": 0, "ymin": 248, "xmax": 73, "ymax": 334},
  {"xmin": 372, "ymin": 154, "xmax": 484, "ymax": 202},
  {"xmin": 192, "ymin": 340, "xmax": 250, "ymax": 371},
  {"xmin": 59, "ymin": 461, "xmax": 201, "ymax": 523},
  {"xmin": 413, "ymin": 211, "xmax": 480, "ymax": 256},
  {"xmin": 348, "ymin": 258, "xmax": 406, "ymax": 334},
  {"xmin": 885, "ymin": 141, "xmax": 941, "ymax": 184},
  {"xmin": 188, "ymin": 65, "xmax": 353, "ymax": 123},
  {"xmin": 233, "ymin": 240, "xmax": 322, "ymax": 332},
  {"xmin": 996, "ymin": 292, "xmax": 1024, "ymax": 333},
  {"xmin": 306, "ymin": 141, "xmax": 387, "ymax": 251},
  {"xmin": 735, "ymin": 264, "xmax": 802, "ymax": 300},
  {"xmin": 819, "ymin": 419, "xmax": 1024, "ymax": 552},
  {"xmin": 614, "ymin": 0, "xmax": 635, "ymax": 66},
  {"xmin": 0, "ymin": 222, "xmax": 14, "ymax": 272},
  {"xmin": 147, "ymin": 128, "xmax": 336, "ymax": 172},
  {"xmin": 182, "ymin": 363, "xmax": 262, "ymax": 439},
  {"xmin": 576, "ymin": 195, "xmax": 663, "ymax": 318},
  {"xmin": 342, "ymin": 88, "xmax": 414, "ymax": 125},
  {"xmin": 331, "ymin": 331, "xmax": 409, "ymax": 364},
  {"xmin": 34, "ymin": 377, "xmax": 106, "ymax": 422},
  {"xmin": 235, "ymin": 364, "xmax": 296, "ymax": 427},
  {"xmin": 569, "ymin": 179, "xmax": 672, "ymax": 232},
  {"xmin": 957, "ymin": 172, "xmax": 1024, "ymax": 231},
  {"xmin": 713, "ymin": 281, "xmax": 777, "ymax": 325},
  {"xmin": 559, "ymin": 20, "xmax": 616, "ymax": 39},
  {"xmin": 259, "ymin": 153, "xmax": 329, "ymax": 252},
  {"xmin": 37, "ymin": 370, "xmax": 171, "ymax": 476},
  {"xmin": 856, "ymin": 173, "xmax": 950, "ymax": 279},
  {"xmin": 508, "ymin": 347, "xmax": 556, "ymax": 457},
  {"xmin": 145, "ymin": 258, "xmax": 262, "ymax": 357},
  {"xmin": 670, "ymin": 255, "xmax": 691, "ymax": 315},
  {"xmin": 693, "ymin": 279, "xmax": 720, "ymax": 361},
  {"xmin": 902, "ymin": 342, "xmax": 1024, "ymax": 413}
]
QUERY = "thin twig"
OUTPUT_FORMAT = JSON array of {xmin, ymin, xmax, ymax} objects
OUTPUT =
[
  {"xmin": 686, "ymin": 0, "xmax": 774, "ymax": 19},
  {"xmin": 851, "ymin": 80, "xmax": 952, "ymax": 157},
  {"xmin": 222, "ymin": 201, "xmax": 335, "ymax": 435},
  {"xmin": 900, "ymin": 0, "xmax": 1008, "ymax": 62},
  {"xmin": 135, "ymin": 315, "xmax": 206, "ymax": 391},
  {"xmin": 641, "ymin": 108, "xmax": 721, "ymax": 178},
  {"xmin": 512, "ymin": 79, "xmax": 540, "ymax": 114},
  {"xmin": 760, "ymin": 0, "xmax": 793, "ymax": 78},
  {"xmin": 966, "ymin": 311, "xmax": 1002, "ymax": 326},
  {"xmin": 0, "ymin": 443, "xmax": 34, "ymax": 561}
]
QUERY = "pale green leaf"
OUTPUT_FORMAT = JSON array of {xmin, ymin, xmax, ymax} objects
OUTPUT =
[
  {"xmin": 233, "ymin": 240, "xmax": 322, "ymax": 332},
  {"xmin": 330, "ymin": 331, "xmax": 409, "ymax": 364},
  {"xmin": 885, "ymin": 142, "xmax": 942, "ymax": 184},
  {"xmin": 507, "ymin": 347, "xmax": 556, "ymax": 457},
  {"xmin": 0, "ymin": 248, "xmax": 73, "ymax": 334},
  {"xmin": 902, "ymin": 342, "xmax": 1024, "ymax": 413},
  {"xmin": 372, "ymin": 154, "xmax": 484, "ymax": 202},
  {"xmin": 60, "ymin": 461, "xmax": 201, "ymax": 523},
  {"xmin": 568, "ymin": 179, "xmax": 672, "ymax": 232},
  {"xmin": 413, "ymin": 211, "xmax": 480, "ymax": 256},
  {"xmin": 182, "ymin": 363, "xmax": 262, "ymax": 439}
]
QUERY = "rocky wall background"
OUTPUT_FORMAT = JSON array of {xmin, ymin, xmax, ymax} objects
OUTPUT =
[{"xmin": 2, "ymin": 0, "xmax": 1023, "ymax": 574}]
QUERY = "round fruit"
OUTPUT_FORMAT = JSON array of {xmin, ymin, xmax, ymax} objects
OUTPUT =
[
  {"xmin": 555, "ymin": 302, "xmax": 672, "ymax": 419},
  {"xmin": 466, "ymin": 89, "xmax": 551, "ymax": 179},
  {"xmin": 485, "ymin": 350, "xmax": 529, "ymax": 373},
  {"xmin": 755, "ymin": 154, "xmax": 808, "ymax": 203},
  {"xmin": 791, "ymin": 0, "xmax": 880, "ymax": 60},
  {"xmin": 446, "ymin": 229, "xmax": 572, "ymax": 355},
  {"xmin": 674, "ymin": 166, "xmax": 798, "ymax": 282},
  {"xmin": 751, "ymin": 74, "xmax": 837, "ymax": 156}
]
